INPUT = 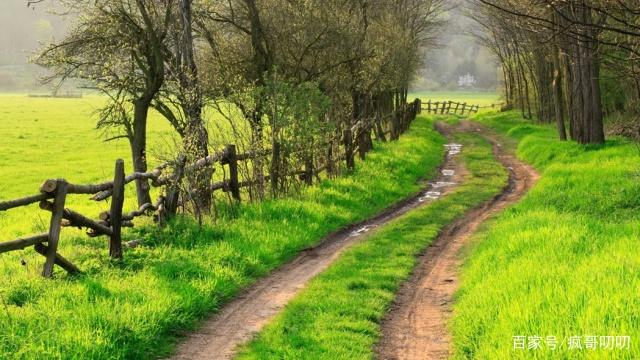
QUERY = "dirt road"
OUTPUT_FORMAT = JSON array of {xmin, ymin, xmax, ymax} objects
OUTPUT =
[
  {"xmin": 375, "ymin": 121, "xmax": 539, "ymax": 360},
  {"xmin": 170, "ymin": 128, "xmax": 467, "ymax": 360}
]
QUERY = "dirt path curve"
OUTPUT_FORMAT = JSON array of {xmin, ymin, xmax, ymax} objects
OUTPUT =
[
  {"xmin": 375, "ymin": 120, "xmax": 540, "ymax": 360},
  {"xmin": 170, "ymin": 128, "xmax": 468, "ymax": 360}
]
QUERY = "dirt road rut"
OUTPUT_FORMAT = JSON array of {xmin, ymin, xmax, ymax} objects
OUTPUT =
[{"xmin": 375, "ymin": 121, "xmax": 539, "ymax": 360}]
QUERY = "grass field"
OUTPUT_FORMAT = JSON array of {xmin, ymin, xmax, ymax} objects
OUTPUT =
[
  {"xmin": 0, "ymin": 110, "xmax": 447, "ymax": 358},
  {"xmin": 0, "ymin": 94, "xmax": 240, "ymax": 239},
  {"xmin": 451, "ymin": 111, "xmax": 640, "ymax": 358},
  {"xmin": 0, "ymin": 94, "xmax": 175, "ymax": 239},
  {"xmin": 410, "ymin": 91, "xmax": 502, "ymax": 109},
  {"xmin": 236, "ymin": 118, "xmax": 507, "ymax": 359}
]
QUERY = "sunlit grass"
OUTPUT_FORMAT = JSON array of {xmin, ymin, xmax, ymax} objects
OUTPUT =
[
  {"xmin": 451, "ymin": 111, "xmax": 640, "ymax": 359},
  {"xmin": 0, "ymin": 94, "xmax": 240, "ymax": 239},
  {"xmin": 410, "ymin": 91, "xmax": 502, "ymax": 110}
]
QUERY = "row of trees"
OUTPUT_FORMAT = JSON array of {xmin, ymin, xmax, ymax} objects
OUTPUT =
[
  {"xmin": 470, "ymin": 0, "xmax": 640, "ymax": 144},
  {"xmin": 35, "ymin": 0, "xmax": 445, "ymax": 215}
]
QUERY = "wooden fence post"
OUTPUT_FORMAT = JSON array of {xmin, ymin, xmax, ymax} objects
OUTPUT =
[
  {"xmin": 227, "ymin": 144, "xmax": 241, "ymax": 201},
  {"xmin": 447, "ymin": 101, "xmax": 452, "ymax": 114},
  {"xmin": 427, "ymin": 99, "xmax": 431, "ymax": 113},
  {"xmin": 440, "ymin": 101, "xmax": 446, "ymax": 114},
  {"xmin": 415, "ymin": 98, "xmax": 422, "ymax": 114},
  {"xmin": 35, "ymin": 243, "xmax": 80, "ymax": 274},
  {"xmin": 109, "ymin": 159, "xmax": 125, "ymax": 259},
  {"xmin": 165, "ymin": 155, "xmax": 186, "ymax": 218},
  {"xmin": 454, "ymin": 102, "xmax": 461, "ymax": 114},
  {"xmin": 461, "ymin": 102, "xmax": 467, "ymax": 115},
  {"xmin": 343, "ymin": 128, "xmax": 355, "ymax": 170},
  {"xmin": 41, "ymin": 179, "xmax": 68, "ymax": 277}
]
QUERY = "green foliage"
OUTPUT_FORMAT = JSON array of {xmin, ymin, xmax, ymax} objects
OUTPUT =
[
  {"xmin": 0, "ymin": 115, "xmax": 443, "ymax": 359},
  {"xmin": 257, "ymin": 76, "xmax": 333, "ymax": 155},
  {"xmin": 451, "ymin": 111, "xmax": 640, "ymax": 358},
  {"xmin": 236, "ymin": 124, "xmax": 507, "ymax": 359}
]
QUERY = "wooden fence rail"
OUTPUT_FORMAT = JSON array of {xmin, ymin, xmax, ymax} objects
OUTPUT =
[
  {"xmin": 421, "ymin": 100, "xmax": 505, "ymax": 115},
  {"xmin": 0, "ymin": 99, "xmax": 421, "ymax": 277}
]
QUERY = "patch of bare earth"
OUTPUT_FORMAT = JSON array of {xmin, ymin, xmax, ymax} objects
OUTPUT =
[
  {"xmin": 169, "ymin": 127, "xmax": 467, "ymax": 360},
  {"xmin": 375, "ymin": 120, "xmax": 539, "ymax": 360}
]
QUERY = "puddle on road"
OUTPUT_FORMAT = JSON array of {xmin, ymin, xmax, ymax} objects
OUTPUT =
[
  {"xmin": 422, "ymin": 144, "xmax": 463, "ymax": 200},
  {"xmin": 419, "ymin": 191, "xmax": 442, "ymax": 202},
  {"xmin": 350, "ymin": 224, "xmax": 379, "ymax": 237},
  {"xmin": 432, "ymin": 181, "xmax": 456, "ymax": 188},
  {"xmin": 444, "ymin": 143, "xmax": 463, "ymax": 156}
]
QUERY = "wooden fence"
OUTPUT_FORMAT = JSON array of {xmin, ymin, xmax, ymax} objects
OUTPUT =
[
  {"xmin": 422, "ymin": 100, "xmax": 505, "ymax": 115},
  {"xmin": 0, "ymin": 99, "xmax": 421, "ymax": 277}
]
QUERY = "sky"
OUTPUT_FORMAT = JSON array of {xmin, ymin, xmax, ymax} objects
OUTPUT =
[{"xmin": 0, "ymin": 0, "xmax": 68, "ymax": 66}]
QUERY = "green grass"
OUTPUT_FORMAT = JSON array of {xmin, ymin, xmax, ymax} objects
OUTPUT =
[
  {"xmin": 0, "ymin": 94, "xmax": 179, "ymax": 239},
  {"xmin": 410, "ymin": 91, "xmax": 501, "ymax": 110},
  {"xmin": 0, "ymin": 94, "xmax": 242, "ymax": 239},
  {"xmin": 451, "ymin": 111, "xmax": 640, "ymax": 359},
  {"xmin": 236, "ymin": 122, "xmax": 508, "ymax": 359},
  {"xmin": 0, "ymin": 113, "xmax": 445, "ymax": 359}
]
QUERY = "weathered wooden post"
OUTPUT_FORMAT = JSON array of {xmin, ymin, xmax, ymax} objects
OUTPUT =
[
  {"xmin": 447, "ymin": 101, "xmax": 452, "ymax": 114},
  {"xmin": 41, "ymin": 179, "xmax": 68, "ymax": 278},
  {"xmin": 343, "ymin": 128, "xmax": 355, "ymax": 170},
  {"xmin": 109, "ymin": 159, "xmax": 125, "ymax": 259},
  {"xmin": 427, "ymin": 99, "xmax": 431, "ymax": 113},
  {"xmin": 415, "ymin": 98, "xmax": 422, "ymax": 115},
  {"xmin": 440, "ymin": 101, "xmax": 446, "ymax": 114},
  {"xmin": 165, "ymin": 155, "xmax": 186, "ymax": 218},
  {"xmin": 461, "ymin": 102, "xmax": 467, "ymax": 115},
  {"xmin": 454, "ymin": 102, "xmax": 461, "ymax": 114},
  {"xmin": 227, "ymin": 144, "xmax": 241, "ymax": 201}
]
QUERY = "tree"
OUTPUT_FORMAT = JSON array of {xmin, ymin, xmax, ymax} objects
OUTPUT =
[
  {"xmin": 470, "ymin": 0, "xmax": 607, "ymax": 144},
  {"xmin": 36, "ymin": 0, "xmax": 175, "ymax": 205}
]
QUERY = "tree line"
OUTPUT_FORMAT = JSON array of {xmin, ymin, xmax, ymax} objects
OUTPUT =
[
  {"xmin": 469, "ymin": 0, "xmax": 640, "ymax": 144},
  {"xmin": 34, "ymin": 0, "xmax": 445, "ymax": 216}
]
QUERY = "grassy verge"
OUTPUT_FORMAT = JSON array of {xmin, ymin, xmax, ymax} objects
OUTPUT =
[
  {"xmin": 236, "ymin": 126, "xmax": 507, "ymax": 359},
  {"xmin": 452, "ymin": 111, "xmax": 640, "ymax": 359},
  {"xmin": 0, "ymin": 117, "xmax": 445, "ymax": 359}
]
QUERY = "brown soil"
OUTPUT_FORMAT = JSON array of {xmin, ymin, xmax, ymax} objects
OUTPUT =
[
  {"xmin": 170, "ymin": 131, "xmax": 467, "ymax": 360},
  {"xmin": 374, "ymin": 120, "xmax": 540, "ymax": 360}
]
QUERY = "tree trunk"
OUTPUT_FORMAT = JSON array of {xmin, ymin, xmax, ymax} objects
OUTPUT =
[
  {"xmin": 131, "ymin": 98, "xmax": 152, "ymax": 207},
  {"xmin": 179, "ymin": 0, "xmax": 212, "ymax": 214},
  {"xmin": 558, "ymin": 3, "xmax": 605, "ymax": 144},
  {"xmin": 552, "ymin": 45, "xmax": 567, "ymax": 141}
]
